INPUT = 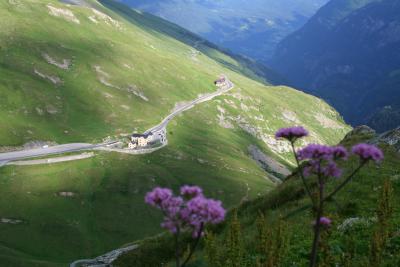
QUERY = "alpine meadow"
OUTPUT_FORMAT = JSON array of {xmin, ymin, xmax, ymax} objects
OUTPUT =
[{"xmin": 0, "ymin": 1, "xmax": 399, "ymax": 267}]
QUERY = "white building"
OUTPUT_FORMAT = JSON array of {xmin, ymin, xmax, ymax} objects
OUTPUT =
[
  {"xmin": 128, "ymin": 133, "xmax": 153, "ymax": 149},
  {"xmin": 214, "ymin": 76, "xmax": 226, "ymax": 87}
]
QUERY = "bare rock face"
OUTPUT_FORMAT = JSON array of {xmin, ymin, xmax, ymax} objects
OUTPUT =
[
  {"xmin": 373, "ymin": 127, "xmax": 400, "ymax": 152},
  {"xmin": 248, "ymin": 145, "xmax": 291, "ymax": 180},
  {"xmin": 57, "ymin": 192, "xmax": 76, "ymax": 197},
  {"xmin": 47, "ymin": 4, "xmax": 80, "ymax": 24},
  {"xmin": 343, "ymin": 125, "xmax": 400, "ymax": 152},
  {"xmin": 34, "ymin": 69, "xmax": 62, "ymax": 85},
  {"xmin": 42, "ymin": 53, "xmax": 71, "ymax": 70},
  {"xmin": 1, "ymin": 218, "xmax": 23, "ymax": 224}
]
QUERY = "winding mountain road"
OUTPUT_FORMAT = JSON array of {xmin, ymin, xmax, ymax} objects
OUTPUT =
[
  {"xmin": 0, "ymin": 142, "xmax": 117, "ymax": 166},
  {"xmin": 0, "ymin": 76, "xmax": 233, "ymax": 166},
  {"xmin": 144, "ymin": 75, "xmax": 233, "ymax": 134},
  {"xmin": 0, "ymin": 76, "xmax": 234, "ymax": 266}
]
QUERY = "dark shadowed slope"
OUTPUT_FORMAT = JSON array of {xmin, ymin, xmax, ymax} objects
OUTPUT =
[{"xmin": 272, "ymin": 0, "xmax": 400, "ymax": 132}]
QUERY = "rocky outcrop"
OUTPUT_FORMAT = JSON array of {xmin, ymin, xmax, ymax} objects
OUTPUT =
[
  {"xmin": 248, "ymin": 145, "xmax": 291, "ymax": 181},
  {"xmin": 343, "ymin": 125, "xmax": 400, "ymax": 152},
  {"xmin": 1, "ymin": 218, "xmax": 23, "ymax": 224},
  {"xmin": 34, "ymin": 69, "xmax": 62, "ymax": 85},
  {"xmin": 42, "ymin": 53, "xmax": 71, "ymax": 70},
  {"xmin": 57, "ymin": 192, "xmax": 76, "ymax": 197},
  {"xmin": 47, "ymin": 4, "xmax": 80, "ymax": 24},
  {"xmin": 373, "ymin": 127, "xmax": 400, "ymax": 152}
]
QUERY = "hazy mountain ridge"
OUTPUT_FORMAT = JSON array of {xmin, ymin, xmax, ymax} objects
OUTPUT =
[
  {"xmin": 118, "ymin": 0, "xmax": 329, "ymax": 63},
  {"xmin": 272, "ymin": 0, "xmax": 400, "ymax": 132}
]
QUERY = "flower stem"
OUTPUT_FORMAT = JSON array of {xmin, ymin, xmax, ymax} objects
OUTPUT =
[
  {"xmin": 283, "ymin": 161, "xmax": 366, "ymax": 219},
  {"xmin": 324, "ymin": 161, "xmax": 365, "ymax": 201},
  {"xmin": 309, "ymin": 171, "xmax": 324, "ymax": 267},
  {"xmin": 181, "ymin": 223, "xmax": 204, "ymax": 267},
  {"xmin": 175, "ymin": 226, "xmax": 181, "ymax": 267},
  {"xmin": 290, "ymin": 141, "xmax": 316, "ymax": 207}
]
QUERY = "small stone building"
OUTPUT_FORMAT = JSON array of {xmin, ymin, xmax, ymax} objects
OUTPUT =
[
  {"xmin": 214, "ymin": 76, "xmax": 226, "ymax": 87},
  {"xmin": 129, "ymin": 133, "xmax": 153, "ymax": 149}
]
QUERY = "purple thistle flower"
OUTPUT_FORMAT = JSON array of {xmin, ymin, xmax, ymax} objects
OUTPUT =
[
  {"xmin": 302, "ymin": 160, "xmax": 319, "ymax": 177},
  {"xmin": 161, "ymin": 218, "xmax": 178, "ymax": 234},
  {"xmin": 319, "ymin": 217, "xmax": 332, "ymax": 226},
  {"xmin": 313, "ymin": 217, "xmax": 332, "ymax": 227},
  {"xmin": 302, "ymin": 159, "xmax": 342, "ymax": 178},
  {"xmin": 352, "ymin": 143, "xmax": 384, "ymax": 163},
  {"xmin": 275, "ymin": 126, "xmax": 309, "ymax": 142},
  {"xmin": 297, "ymin": 144, "xmax": 333, "ymax": 161},
  {"xmin": 145, "ymin": 187, "xmax": 173, "ymax": 207},
  {"xmin": 331, "ymin": 146, "xmax": 349, "ymax": 160},
  {"xmin": 322, "ymin": 161, "xmax": 342, "ymax": 178},
  {"xmin": 182, "ymin": 197, "xmax": 225, "ymax": 237},
  {"xmin": 180, "ymin": 185, "xmax": 203, "ymax": 199},
  {"xmin": 298, "ymin": 145, "xmax": 344, "ymax": 178},
  {"xmin": 145, "ymin": 186, "xmax": 225, "ymax": 238},
  {"xmin": 182, "ymin": 197, "xmax": 225, "ymax": 224},
  {"xmin": 161, "ymin": 196, "xmax": 184, "ymax": 217}
]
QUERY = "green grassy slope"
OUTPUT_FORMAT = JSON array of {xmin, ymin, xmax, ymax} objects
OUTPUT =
[
  {"xmin": 116, "ymin": 129, "xmax": 400, "ymax": 267},
  {"xmin": 99, "ymin": 0, "xmax": 284, "ymax": 85},
  {"xmin": 0, "ymin": 0, "xmax": 350, "ymax": 265}
]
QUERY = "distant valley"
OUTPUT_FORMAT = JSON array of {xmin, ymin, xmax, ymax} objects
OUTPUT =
[{"xmin": 118, "ymin": 0, "xmax": 329, "ymax": 64}]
